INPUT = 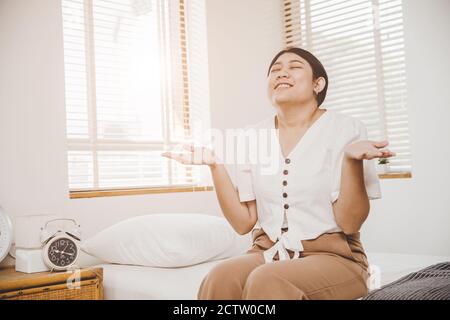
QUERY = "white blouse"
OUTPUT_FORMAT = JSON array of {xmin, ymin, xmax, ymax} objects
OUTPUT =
[{"xmin": 235, "ymin": 109, "xmax": 381, "ymax": 263}]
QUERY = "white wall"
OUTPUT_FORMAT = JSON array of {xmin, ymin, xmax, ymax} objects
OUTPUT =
[
  {"xmin": 206, "ymin": 0, "xmax": 283, "ymax": 129},
  {"xmin": 0, "ymin": 0, "xmax": 449, "ymax": 270}
]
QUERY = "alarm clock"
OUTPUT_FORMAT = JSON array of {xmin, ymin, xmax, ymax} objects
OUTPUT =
[
  {"xmin": 40, "ymin": 218, "xmax": 81, "ymax": 271},
  {"xmin": 0, "ymin": 206, "xmax": 14, "ymax": 263}
]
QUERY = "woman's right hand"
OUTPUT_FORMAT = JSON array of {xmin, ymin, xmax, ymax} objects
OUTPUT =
[{"xmin": 161, "ymin": 144, "xmax": 218, "ymax": 167}]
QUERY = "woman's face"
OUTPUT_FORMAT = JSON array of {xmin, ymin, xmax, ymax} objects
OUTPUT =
[{"xmin": 267, "ymin": 52, "xmax": 319, "ymax": 107}]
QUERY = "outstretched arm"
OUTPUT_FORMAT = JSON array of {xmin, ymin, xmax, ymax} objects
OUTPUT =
[
  {"xmin": 162, "ymin": 144, "xmax": 257, "ymax": 235},
  {"xmin": 332, "ymin": 140, "xmax": 395, "ymax": 234}
]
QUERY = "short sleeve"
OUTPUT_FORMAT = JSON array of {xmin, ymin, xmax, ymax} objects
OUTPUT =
[
  {"xmin": 330, "ymin": 119, "xmax": 382, "ymax": 203},
  {"xmin": 235, "ymin": 162, "xmax": 256, "ymax": 202}
]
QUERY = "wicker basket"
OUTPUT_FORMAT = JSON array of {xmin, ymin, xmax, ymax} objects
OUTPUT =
[{"xmin": 0, "ymin": 267, "xmax": 103, "ymax": 300}]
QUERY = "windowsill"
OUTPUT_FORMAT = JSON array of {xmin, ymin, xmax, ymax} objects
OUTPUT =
[
  {"xmin": 69, "ymin": 172, "xmax": 411, "ymax": 199},
  {"xmin": 69, "ymin": 185, "xmax": 214, "ymax": 199},
  {"xmin": 378, "ymin": 172, "xmax": 412, "ymax": 179}
]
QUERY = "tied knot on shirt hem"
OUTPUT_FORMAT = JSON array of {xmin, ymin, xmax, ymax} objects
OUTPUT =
[{"xmin": 263, "ymin": 234, "xmax": 301, "ymax": 263}]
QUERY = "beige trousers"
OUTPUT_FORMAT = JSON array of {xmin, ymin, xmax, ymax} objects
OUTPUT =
[{"xmin": 198, "ymin": 228, "xmax": 370, "ymax": 300}]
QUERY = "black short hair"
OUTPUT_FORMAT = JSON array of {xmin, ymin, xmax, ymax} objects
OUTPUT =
[{"xmin": 267, "ymin": 47, "xmax": 328, "ymax": 107}]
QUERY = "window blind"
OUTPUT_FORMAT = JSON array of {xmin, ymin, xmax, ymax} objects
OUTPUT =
[
  {"xmin": 62, "ymin": 0, "xmax": 210, "ymax": 191},
  {"xmin": 283, "ymin": 0, "xmax": 411, "ymax": 173}
]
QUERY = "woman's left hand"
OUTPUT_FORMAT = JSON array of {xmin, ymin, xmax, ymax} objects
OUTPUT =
[{"xmin": 344, "ymin": 140, "xmax": 396, "ymax": 161}]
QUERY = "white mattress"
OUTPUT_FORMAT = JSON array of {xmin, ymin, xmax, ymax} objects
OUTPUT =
[
  {"xmin": 94, "ymin": 252, "xmax": 450, "ymax": 300},
  {"xmin": 95, "ymin": 260, "xmax": 223, "ymax": 300},
  {"xmin": 366, "ymin": 252, "xmax": 450, "ymax": 290}
]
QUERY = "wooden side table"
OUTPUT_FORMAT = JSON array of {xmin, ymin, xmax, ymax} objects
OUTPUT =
[{"xmin": 0, "ymin": 266, "xmax": 103, "ymax": 300}]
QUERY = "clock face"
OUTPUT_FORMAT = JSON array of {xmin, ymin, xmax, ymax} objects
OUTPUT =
[
  {"xmin": 47, "ymin": 237, "xmax": 78, "ymax": 268},
  {"xmin": 0, "ymin": 207, "xmax": 13, "ymax": 263}
]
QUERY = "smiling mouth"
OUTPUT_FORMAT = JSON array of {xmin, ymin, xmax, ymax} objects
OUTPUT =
[{"xmin": 275, "ymin": 83, "xmax": 293, "ymax": 90}]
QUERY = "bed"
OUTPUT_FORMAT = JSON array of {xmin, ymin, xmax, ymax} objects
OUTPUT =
[
  {"xmin": 94, "ymin": 260, "xmax": 222, "ymax": 300},
  {"xmin": 91, "ymin": 252, "xmax": 450, "ymax": 300}
]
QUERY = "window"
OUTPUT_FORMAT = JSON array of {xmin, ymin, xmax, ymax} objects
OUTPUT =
[
  {"xmin": 283, "ymin": 0, "xmax": 411, "ymax": 175},
  {"xmin": 61, "ymin": 0, "xmax": 211, "ymax": 196}
]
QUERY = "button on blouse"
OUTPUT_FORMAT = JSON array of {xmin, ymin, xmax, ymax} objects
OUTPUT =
[{"xmin": 235, "ymin": 109, "xmax": 382, "ymax": 263}]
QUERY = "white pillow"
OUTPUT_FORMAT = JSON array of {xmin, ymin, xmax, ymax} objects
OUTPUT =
[{"xmin": 81, "ymin": 213, "xmax": 253, "ymax": 268}]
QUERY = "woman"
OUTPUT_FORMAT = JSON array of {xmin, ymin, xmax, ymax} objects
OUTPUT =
[{"xmin": 162, "ymin": 47, "xmax": 395, "ymax": 300}]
